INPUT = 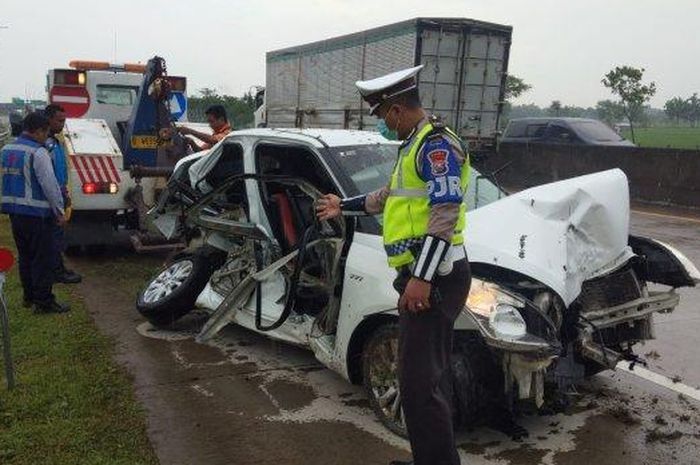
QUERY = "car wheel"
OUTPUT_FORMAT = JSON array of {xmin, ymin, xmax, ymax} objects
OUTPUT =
[
  {"xmin": 65, "ymin": 245, "xmax": 83, "ymax": 257},
  {"xmin": 362, "ymin": 324, "xmax": 500, "ymax": 436},
  {"xmin": 136, "ymin": 251, "xmax": 216, "ymax": 327},
  {"xmin": 452, "ymin": 331, "xmax": 501, "ymax": 427},
  {"xmin": 362, "ymin": 322, "xmax": 407, "ymax": 438}
]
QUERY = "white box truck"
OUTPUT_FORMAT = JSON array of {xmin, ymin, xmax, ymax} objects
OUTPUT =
[{"xmin": 261, "ymin": 17, "xmax": 512, "ymax": 152}]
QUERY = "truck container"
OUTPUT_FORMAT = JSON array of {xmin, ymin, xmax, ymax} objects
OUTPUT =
[{"xmin": 264, "ymin": 17, "xmax": 512, "ymax": 151}]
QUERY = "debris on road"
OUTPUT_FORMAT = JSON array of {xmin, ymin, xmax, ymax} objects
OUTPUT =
[{"xmin": 645, "ymin": 428, "xmax": 684, "ymax": 444}]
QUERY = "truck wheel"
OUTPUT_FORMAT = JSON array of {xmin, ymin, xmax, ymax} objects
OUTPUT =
[
  {"xmin": 362, "ymin": 322, "xmax": 407, "ymax": 438},
  {"xmin": 136, "ymin": 251, "xmax": 216, "ymax": 327}
]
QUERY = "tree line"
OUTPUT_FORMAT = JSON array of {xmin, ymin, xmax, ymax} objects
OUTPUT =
[
  {"xmin": 663, "ymin": 94, "xmax": 700, "ymax": 127},
  {"xmin": 188, "ymin": 88, "xmax": 258, "ymax": 128}
]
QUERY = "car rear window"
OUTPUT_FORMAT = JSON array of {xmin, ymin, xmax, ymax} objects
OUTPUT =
[{"xmin": 572, "ymin": 121, "xmax": 625, "ymax": 142}]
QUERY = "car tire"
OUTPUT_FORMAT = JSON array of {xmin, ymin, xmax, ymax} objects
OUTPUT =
[
  {"xmin": 362, "ymin": 322, "xmax": 407, "ymax": 438},
  {"xmin": 136, "ymin": 250, "xmax": 218, "ymax": 327},
  {"xmin": 65, "ymin": 245, "xmax": 83, "ymax": 257},
  {"xmin": 362, "ymin": 324, "xmax": 500, "ymax": 436},
  {"xmin": 451, "ymin": 331, "xmax": 501, "ymax": 427}
]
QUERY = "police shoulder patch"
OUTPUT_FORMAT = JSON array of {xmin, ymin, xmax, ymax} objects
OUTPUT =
[{"xmin": 427, "ymin": 148, "xmax": 449, "ymax": 176}]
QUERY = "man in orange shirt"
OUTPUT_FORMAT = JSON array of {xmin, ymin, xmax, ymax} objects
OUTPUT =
[{"xmin": 178, "ymin": 105, "xmax": 232, "ymax": 151}]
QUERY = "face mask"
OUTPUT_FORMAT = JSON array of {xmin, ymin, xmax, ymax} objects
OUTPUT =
[{"xmin": 377, "ymin": 119, "xmax": 398, "ymax": 141}]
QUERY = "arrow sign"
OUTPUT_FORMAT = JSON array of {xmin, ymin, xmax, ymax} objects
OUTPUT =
[{"xmin": 170, "ymin": 92, "xmax": 187, "ymax": 121}]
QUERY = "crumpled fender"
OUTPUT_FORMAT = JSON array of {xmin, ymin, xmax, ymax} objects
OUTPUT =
[{"xmin": 629, "ymin": 235, "xmax": 700, "ymax": 287}]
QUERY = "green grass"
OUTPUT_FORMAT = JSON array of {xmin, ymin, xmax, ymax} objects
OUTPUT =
[
  {"xmin": 621, "ymin": 126, "xmax": 700, "ymax": 150},
  {"xmin": 0, "ymin": 217, "xmax": 158, "ymax": 465}
]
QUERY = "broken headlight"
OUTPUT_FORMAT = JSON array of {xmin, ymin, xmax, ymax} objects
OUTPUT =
[
  {"xmin": 466, "ymin": 280, "xmax": 527, "ymax": 338},
  {"xmin": 465, "ymin": 280, "xmax": 561, "ymax": 353}
]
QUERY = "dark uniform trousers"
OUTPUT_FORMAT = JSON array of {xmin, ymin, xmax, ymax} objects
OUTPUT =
[
  {"xmin": 9, "ymin": 214, "xmax": 56, "ymax": 304},
  {"xmin": 52, "ymin": 222, "xmax": 66, "ymax": 272},
  {"xmin": 395, "ymin": 257, "xmax": 472, "ymax": 465}
]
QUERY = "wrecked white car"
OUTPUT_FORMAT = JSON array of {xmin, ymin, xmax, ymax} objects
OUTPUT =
[{"xmin": 136, "ymin": 128, "xmax": 700, "ymax": 437}]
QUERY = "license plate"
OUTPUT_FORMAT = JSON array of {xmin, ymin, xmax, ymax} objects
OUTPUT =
[{"xmin": 130, "ymin": 135, "xmax": 172, "ymax": 149}]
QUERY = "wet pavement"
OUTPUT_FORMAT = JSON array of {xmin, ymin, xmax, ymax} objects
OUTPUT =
[{"xmin": 72, "ymin": 209, "xmax": 700, "ymax": 465}]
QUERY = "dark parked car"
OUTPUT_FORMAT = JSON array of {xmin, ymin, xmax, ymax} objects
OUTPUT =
[{"xmin": 500, "ymin": 117, "xmax": 635, "ymax": 146}]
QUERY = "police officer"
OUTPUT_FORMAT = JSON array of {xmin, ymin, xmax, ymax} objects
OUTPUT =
[
  {"xmin": 44, "ymin": 104, "xmax": 82, "ymax": 284},
  {"xmin": 316, "ymin": 65, "xmax": 471, "ymax": 465},
  {"xmin": 1, "ymin": 112, "xmax": 70, "ymax": 313}
]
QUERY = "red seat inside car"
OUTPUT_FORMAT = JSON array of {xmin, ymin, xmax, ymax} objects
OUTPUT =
[{"xmin": 272, "ymin": 192, "xmax": 298, "ymax": 249}]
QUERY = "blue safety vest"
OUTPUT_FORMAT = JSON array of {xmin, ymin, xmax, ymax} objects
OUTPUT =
[
  {"xmin": 0, "ymin": 135, "xmax": 53, "ymax": 217},
  {"xmin": 46, "ymin": 135, "xmax": 68, "ymax": 189}
]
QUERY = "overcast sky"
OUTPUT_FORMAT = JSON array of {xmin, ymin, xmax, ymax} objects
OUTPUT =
[{"xmin": 1, "ymin": 0, "xmax": 698, "ymax": 107}]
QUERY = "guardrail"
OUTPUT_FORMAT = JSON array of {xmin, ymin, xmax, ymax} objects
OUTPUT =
[{"xmin": 476, "ymin": 143, "xmax": 700, "ymax": 210}]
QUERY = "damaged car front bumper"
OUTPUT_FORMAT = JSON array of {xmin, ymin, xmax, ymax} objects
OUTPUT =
[{"xmin": 578, "ymin": 289, "xmax": 679, "ymax": 368}]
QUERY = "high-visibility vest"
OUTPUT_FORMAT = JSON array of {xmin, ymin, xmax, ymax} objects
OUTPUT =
[
  {"xmin": 47, "ymin": 134, "xmax": 68, "ymax": 188},
  {"xmin": 47, "ymin": 134, "xmax": 72, "ymax": 221},
  {"xmin": 383, "ymin": 122, "xmax": 470, "ymax": 268},
  {"xmin": 0, "ymin": 136, "xmax": 53, "ymax": 217}
]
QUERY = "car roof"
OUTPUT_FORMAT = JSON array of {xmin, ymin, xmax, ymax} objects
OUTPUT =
[
  {"xmin": 506, "ymin": 117, "xmax": 600, "ymax": 125},
  {"xmin": 223, "ymin": 128, "xmax": 393, "ymax": 148}
]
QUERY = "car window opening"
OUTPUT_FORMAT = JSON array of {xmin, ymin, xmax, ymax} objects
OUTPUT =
[
  {"xmin": 254, "ymin": 143, "xmax": 343, "ymax": 322},
  {"xmin": 256, "ymin": 143, "xmax": 338, "ymax": 251},
  {"xmin": 201, "ymin": 143, "xmax": 249, "ymax": 219}
]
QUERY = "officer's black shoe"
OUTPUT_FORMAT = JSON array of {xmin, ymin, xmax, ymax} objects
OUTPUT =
[
  {"xmin": 33, "ymin": 299, "xmax": 71, "ymax": 314},
  {"xmin": 54, "ymin": 269, "xmax": 82, "ymax": 284},
  {"xmin": 389, "ymin": 461, "xmax": 413, "ymax": 465},
  {"xmin": 22, "ymin": 299, "xmax": 33, "ymax": 308}
]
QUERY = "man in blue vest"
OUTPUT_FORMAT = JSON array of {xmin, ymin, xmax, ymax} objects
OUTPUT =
[
  {"xmin": 317, "ymin": 66, "xmax": 471, "ymax": 465},
  {"xmin": 1, "ymin": 112, "xmax": 70, "ymax": 313},
  {"xmin": 45, "ymin": 105, "xmax": 82, "ymax": 284}
]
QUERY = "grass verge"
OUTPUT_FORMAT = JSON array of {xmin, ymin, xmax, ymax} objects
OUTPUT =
[
  {"xmin": 0, "ymin": 216, "xmax": 158, "ymax": 465},
  {"xmin": 622, "ymin": 126, "xmax": 700, "ymax": 150}
]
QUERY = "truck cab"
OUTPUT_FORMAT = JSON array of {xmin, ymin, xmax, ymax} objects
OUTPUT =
[
  {"xmin": 47, "ymin": 61, "xmax": 188, "ymax": 148},
  {"xmin": 45, "ymin": 60, "xmax": 193, "ymax": 248}
]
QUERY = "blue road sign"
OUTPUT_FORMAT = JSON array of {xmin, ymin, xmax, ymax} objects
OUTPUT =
[{"xmin": 170, "ymin": 92, "xmax": 187, "ymax": 120}]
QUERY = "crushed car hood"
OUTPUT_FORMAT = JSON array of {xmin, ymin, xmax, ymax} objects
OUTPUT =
[{"xmin": 465, "ymin": 169, "xmax": 635, "ymax": 306}]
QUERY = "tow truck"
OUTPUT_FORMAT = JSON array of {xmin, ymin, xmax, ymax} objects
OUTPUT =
[{"xmin": 46, "ymin": 57, "xmax": 208, "ymax": 250}]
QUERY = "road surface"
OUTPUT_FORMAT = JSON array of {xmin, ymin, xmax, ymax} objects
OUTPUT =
[{"xmin": 72, "ymin": 209, "xmax": 700, "ymax": 465}]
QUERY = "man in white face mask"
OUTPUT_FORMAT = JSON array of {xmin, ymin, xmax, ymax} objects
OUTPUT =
[{"xmin": 316, "ymin": 66, "xmax": 471, "ymax": 465}]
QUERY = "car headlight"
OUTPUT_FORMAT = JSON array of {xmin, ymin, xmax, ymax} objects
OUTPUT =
[
  {"xmin": 489, "ymin": 304, "xmax": 527, "ymax": 338},
  {"xmin": 466, "ymin": 280, "xmax": 527, "ymax": 338}
]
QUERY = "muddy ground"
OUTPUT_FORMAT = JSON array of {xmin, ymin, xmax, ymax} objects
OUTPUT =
[{"xmin": 70, "ymin": 209, "xmax": 700, "ymax": 465}]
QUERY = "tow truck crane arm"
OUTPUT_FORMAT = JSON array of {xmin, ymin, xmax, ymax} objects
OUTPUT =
[{"xmin": 123, "ymin": 56, "xmax": 189, "ymax": 178}]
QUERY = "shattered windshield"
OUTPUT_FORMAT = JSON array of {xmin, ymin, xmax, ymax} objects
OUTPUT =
[{"xmin": 329, "ymin": 144, "xmax": 506, "ymax": 211}]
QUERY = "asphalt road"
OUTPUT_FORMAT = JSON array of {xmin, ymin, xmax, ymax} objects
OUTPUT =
[{"xmin": 72, "ymin": 209, "xmax": 700, "ymax": 465}]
